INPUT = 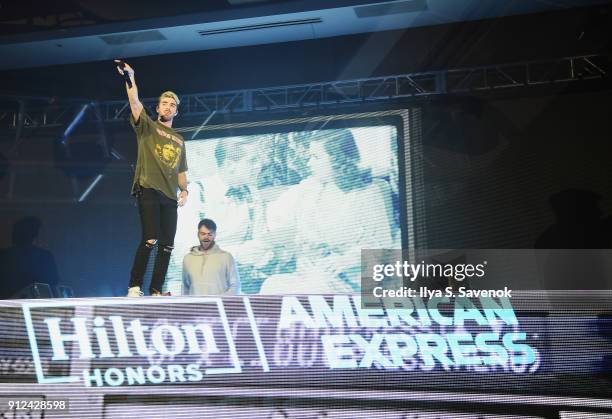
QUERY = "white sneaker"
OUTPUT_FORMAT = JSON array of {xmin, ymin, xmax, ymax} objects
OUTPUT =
[{"xmin": 126, "ymin": 286, "xmax": 143, "ymax": 297}]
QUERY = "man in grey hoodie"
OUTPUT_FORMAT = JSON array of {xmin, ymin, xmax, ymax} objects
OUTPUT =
[{"xmin": 182, "ymin": 219, "xmax": 240, "ymax": 295}]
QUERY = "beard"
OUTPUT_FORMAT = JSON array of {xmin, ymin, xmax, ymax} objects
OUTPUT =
[
  {"xmin": 200, "ymin": 240, "xmax": 215, "ymax": 251},
  {"xmin": 158, "ymin": 114, "xmax": 173, "ymax": 123}
]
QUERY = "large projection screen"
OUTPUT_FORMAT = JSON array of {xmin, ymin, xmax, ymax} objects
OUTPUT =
[{"xmin": 165, "ymin": 115, "xmax": 406, "ymax": 295}]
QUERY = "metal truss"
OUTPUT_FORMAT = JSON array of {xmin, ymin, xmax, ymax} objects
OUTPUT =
[
  {"xmin": 0, "ymin": 54, "xmax": 608, "ymax": 204},
  {"xmin": 0, "ymin": 54, "xmax": 608, "ymax": 132}
]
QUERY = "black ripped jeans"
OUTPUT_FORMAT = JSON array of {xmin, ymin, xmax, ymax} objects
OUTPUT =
[{"xmin": 129, "ymin": 187, "xmax": 177, "ymax": 294}]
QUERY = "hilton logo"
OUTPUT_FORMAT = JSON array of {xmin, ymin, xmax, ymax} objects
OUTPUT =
[
  {"xmin": 23, "ymin": 298, "xmax": 242, "ymax": 386},
  {"xmin": 44, "ymin": 316, "xmax": 219, "ymax": 360}
]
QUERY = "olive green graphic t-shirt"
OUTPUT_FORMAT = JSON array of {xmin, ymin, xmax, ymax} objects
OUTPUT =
[{"xmin": 130, "ymin": 111, "xmax": 188, "ymax": 201}]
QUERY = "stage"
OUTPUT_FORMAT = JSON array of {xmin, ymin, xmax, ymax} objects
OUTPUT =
[
  {"xmin": 1, "ymin": 292, "xmax": 610, "ymax": 418},
  {"xmin": 1, "ymin": 1, "xmax": 611, "ymax": 417}
]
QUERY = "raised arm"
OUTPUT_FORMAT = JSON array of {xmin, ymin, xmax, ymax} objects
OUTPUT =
[{"xmin": 115, "ymin": 60, "xmax": 143, "ymax": 122}]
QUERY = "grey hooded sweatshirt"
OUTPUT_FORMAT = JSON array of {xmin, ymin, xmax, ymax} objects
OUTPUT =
[{"xmin": 182, "ymin": 243, "xmax": 240, "ymax": 295}]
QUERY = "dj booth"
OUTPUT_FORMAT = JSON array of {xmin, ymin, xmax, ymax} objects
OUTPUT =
[{"xmin": 0, "ymin": 292, "xmax": 610, "ymax": 418}]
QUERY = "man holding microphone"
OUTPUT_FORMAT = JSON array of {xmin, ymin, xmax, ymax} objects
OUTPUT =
[{"xmin": 116, "ymin": 60, "xmax": 188, "ymax": 297}]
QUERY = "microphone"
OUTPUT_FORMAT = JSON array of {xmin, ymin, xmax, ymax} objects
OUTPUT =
[{"xmin": 116, "ymin": 59, "xmax": 133, "ymax": 88}]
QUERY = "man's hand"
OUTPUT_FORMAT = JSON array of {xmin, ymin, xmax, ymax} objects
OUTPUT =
[
  {"xmin": 114, "ymin": 59, "xmax": 134, "ymax": 78},
  {"xmin": 178, "ymin": 190, "xmax": 188, "ymax": 206},
  {"xmin": 115, "ymin": 60, "xmax": 142, "ymax": 120}
]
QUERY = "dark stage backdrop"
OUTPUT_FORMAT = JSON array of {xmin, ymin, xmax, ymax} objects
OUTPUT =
[
  {"xmin": 0, "ymin": 89, "xmax": 611, "ymax": 297},
  {"xmin": 419, "ymin": 90, "xmax": 612, "ymax": 250}
]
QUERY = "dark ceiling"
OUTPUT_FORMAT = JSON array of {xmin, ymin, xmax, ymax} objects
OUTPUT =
[
  {"xmin": 0, "ymin": 0, "xmax": 294, "ymax": 35},
  {"xmin": 0, "ymin": 0, "xmax": 610, "ymax": 99}
]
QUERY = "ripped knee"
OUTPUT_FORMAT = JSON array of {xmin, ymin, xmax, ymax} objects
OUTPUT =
[
  {"xmin": 159, "ymin": 244, "xmax": 174, "ymax": 253},
  {"xmin": 144, "ymin": 239, "xmax": 158, "ymax": 248}
]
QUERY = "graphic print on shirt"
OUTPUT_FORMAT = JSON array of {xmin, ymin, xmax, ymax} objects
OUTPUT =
[{"xmin": 155, "ymin": 141, "xmax": 182, "ymax": 169}]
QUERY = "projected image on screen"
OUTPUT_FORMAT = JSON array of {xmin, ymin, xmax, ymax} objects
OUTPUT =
[{"xmin": 165, "ymin": 125, "xmax": 401, "ymax": 295}]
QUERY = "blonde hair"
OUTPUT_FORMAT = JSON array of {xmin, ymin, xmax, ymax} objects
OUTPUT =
[{"xmin": 159, "ymin": 91, "xmax": 180, "ymax": 106}]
